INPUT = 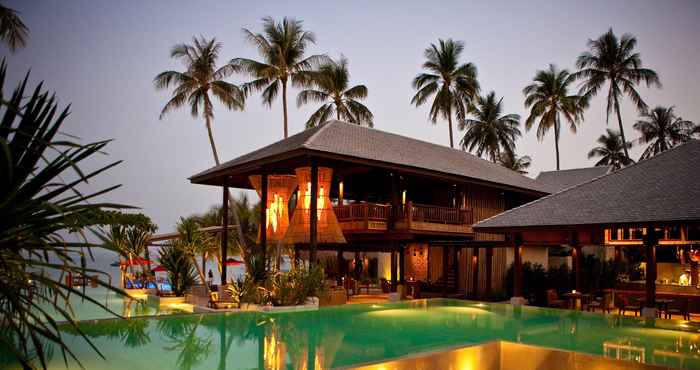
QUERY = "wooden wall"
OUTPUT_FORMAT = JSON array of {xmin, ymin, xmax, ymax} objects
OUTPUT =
[
  {"xmin": 462, "ymin": 183, "xmax": 507, "ymax": 241},
  {"xmin": 461, "ymin": 247, "xmax": 508, "ymax": 297}
]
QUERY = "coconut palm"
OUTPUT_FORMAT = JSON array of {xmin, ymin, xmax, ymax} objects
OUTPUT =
[
  {"xmin": 460, "ymin": 91, "xmax": 521, "ymax": 162},
  {"xmin": 232, "ymin": 16, "xmax": 327, "ymax": 138},
  {"xmin": 155, "ymin": 37, "xmax": 252, "ymax": 271},
  {"xmin": 498, "ymin": 152, "xmax": 532, "ymax": 175},
  {"xmin": 573, "ymin": 28, "xmax": 661, "ymax": 159},
  {"xmin": 176, "ymin": 217, "xmax": 213, "ymax": 293},
  {"xmin": 411, "ymin": 38, "xmax": 479, "ymax": 148},
  {"xmin": 0, "ymin": 3, "xmax": 28, "ymax": 52},
  {"xmin": 587, "ymin": 129, "xmax": 634, "ymax": 170},
  {"xmin": 523, "ymin": 64, "xmax": 587, "ymax": 170},
  {"xmin": 297, "ymin": 56, "xmax": 373, "ymax": 128},
  {"xmin": 634, "ymin": 106, "xmax": 695, "ymax": 160}
]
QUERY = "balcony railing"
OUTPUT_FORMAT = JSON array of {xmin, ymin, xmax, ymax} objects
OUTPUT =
[
  {"xmin": 334, "ymin": 202, "xmax": 473, "ymax": 233},
  {"xmin": 334, "ymin": 203, "xmax": 391, "ymax": 222},
  {"xmin": 406, "ymin": 202, "xmax": 472, "ymax": 225}
]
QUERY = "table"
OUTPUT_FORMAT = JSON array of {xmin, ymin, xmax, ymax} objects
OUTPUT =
[{"xmin": 563, "ymin": 292, "xmax": 592, "ymax": 310}]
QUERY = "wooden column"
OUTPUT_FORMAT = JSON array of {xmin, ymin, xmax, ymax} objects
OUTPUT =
[
  {"xmin": 399, "ymin": 244, "xmax": 405, "ymax": 284},
  {"xmin": 485, "ymin": 246, "xmax": 493, "ymax": 299},
  {"xmin": 293, "ymin": 246, "xmax": 300, "ymax": 264},
  {"xmin": 354, "ymin": 250, "xmax": 361, "ymax": 279},
  {"xmin": 390, "ymin": 247, "xmax": 398, "ymax": 292},
  {"xmin": 614, "ymin": 246, "xmax": 622, "ymax": 264},
  {"xmin": 570, "ymin": 232, "xmax": 582, "ymax": 292},
  {"xmin": 259, "ymin": 172, "xmax": 268, "ymax": 271},
  {"xmin": 442, "ymin": 245, "xmax": 449, "ymax": 297},
  {"xmin": 472, "ymin": 247, "xmax": 479, "ymax": 299},
  {"xmin": 221, "ymin": 180, "xmax": 229, "ymax": 285},
  {"xmin": 309, "ymin": 162, "xmax": 318, "ymax": 265},
  {"xmin": 513, "ymin": 234, "xmax": 523, "ymax": 298},
  {"xmin": 644, "ymin": 231, "xmax": 658, "ymax": 309}
]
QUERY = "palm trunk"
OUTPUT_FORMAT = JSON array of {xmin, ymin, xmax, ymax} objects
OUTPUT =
[
  {"xmin": 613, "ymin": 95, "xmax": 631, "ymax": 159},
  {"xmin": 282, "ymin": 80, "xmax": 289, "ymax": 138},
  {"xmin": 202, "ymin": 251, "xmax": 207, "ymax": 281},
  {"xmin": 192, "ymin": 256, "xmax": 210, "ymax": 294},
  {"xmin": 447, "ymin": 112, "xmax": 454, "ymax": 148},
  {"xmin": 202, "ymin": 96, "xmax": 252, "ymax": 278},
  {"xmin": 554, "ymin": 117, "xmax": 561, "ymax": 170}
]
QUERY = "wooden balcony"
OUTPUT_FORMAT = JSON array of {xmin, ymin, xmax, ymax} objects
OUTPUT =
[{"xmin": 334, "ymin": 201, "xmax": 473, "ymax": 235}]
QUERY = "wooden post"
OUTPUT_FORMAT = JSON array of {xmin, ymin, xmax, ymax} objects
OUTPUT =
[
  {"xmin": 399, "ymin": 244, "xmax": 405, "ymax": 284},
  {"xmin": 513, "ymin": 233, "xmax": 523, "ymax": 298},
  {"xmin": 337, "ymin": 248, "xmax": 344, "ymax": 285},
  {"xmin": 442, "ymin": 245, "xmax": 449, "ymax": 297},
  {"xmin": 293, "ymin": 245, "xmax": 300, "ymax": 264},
  {"xmin": 354, "ymin": 250, "xmax": 361, "ymax": 280},
  {"xmin": 644, "ymin": 231, "xmax": 658, "ymax": 309},
  {"xmin": 472, "ymin": 247, "xmax": 479, "ymax": 299},
  {"xmin": 571, "ymin": 231, "xmax": 582, "ymax": 292},
  {"xmin": 259, "ymin": 172, "xmax": 268, "ymax": 272},
  {"xmin": 221, "ymin": 180, "xmax": 229, "ymax": 285},
  {"xmin": 485, "ymin": 246, "xmax": 493, "ymax": 299},
  {"xmin": 309, "ymin": 162, "xmax": 318, "ymax": 265},
  {"xmin": 390, "ymin": 247, "xmax": 397, "ymax": 292},
  {"xmin": 614, "ymin": 246, "xmax": 622, "ymax": 264}
]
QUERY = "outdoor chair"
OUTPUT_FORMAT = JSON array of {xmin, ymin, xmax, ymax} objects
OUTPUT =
[
  {"xmin": 665, "ymin": 298, "xmax": 690, "ymax": 320},
  {"xmin": 587, "ymin": 291, "xmax": 612, "ymax": 313},
  {"xmin": 546, "ymin": 289, "xmax": 566, "ymax": 308},
  {"xmin": 617, "ymin": 294, "xmax": 641, "ymax": 316},
  {"xmin": 209, "ymin": 291, "xmax": 236, "ymax": 309}
]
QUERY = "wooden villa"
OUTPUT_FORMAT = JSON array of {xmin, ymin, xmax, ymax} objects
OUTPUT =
[{"xmin": 189, "ymin": 120, "xmax": 550, "ymax": 297}]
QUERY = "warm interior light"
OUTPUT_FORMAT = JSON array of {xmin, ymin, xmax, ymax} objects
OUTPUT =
[
  {"xmin": 339, "ymin": 181, "xmax": 344, "ymax": 205},
  {"xmin": 249, "ymin": 175, "xmax": 297, "ymax": 242},
  {"xmin": 402, "ymin": 190, "xmax": 406, "ymax": 205}
]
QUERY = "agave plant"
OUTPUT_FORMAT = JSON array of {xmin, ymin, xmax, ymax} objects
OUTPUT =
[{"xmin": 0, "ymin": 60, "xmax": 130, "ymax": 368}]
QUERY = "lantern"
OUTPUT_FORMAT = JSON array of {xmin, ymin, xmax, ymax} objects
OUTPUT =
[
  {"xmin": 249, "ymin": 175, "xmax": 297, "ymax": 243},
  {"xmin": 283, "ymin": 167, "xmax": 346, "ymax": 244}
]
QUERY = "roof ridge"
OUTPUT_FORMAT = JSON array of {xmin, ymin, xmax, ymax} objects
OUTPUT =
[
  {"xmin": 538, "ymin": 166, "xmax": 610, "ymax": 175},
  {"xmin": 475, "ymin": 140, "xmax": 699, "ymax": 227},
  {"xmin": 301, "ymin": 120, "xmax": 334, "ymax": 148}
]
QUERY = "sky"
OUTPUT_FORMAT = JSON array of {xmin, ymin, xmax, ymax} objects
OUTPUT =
[{"xmin": 5, "ymin": 0, "xmax": 700, "ymax": 233}]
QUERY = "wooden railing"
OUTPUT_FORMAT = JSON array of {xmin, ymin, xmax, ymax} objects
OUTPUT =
[
  {"xmin": 398, "ymin": 202, "xmax": 473, "ymax": 225},
  {"xmin": 334, "ymin": 202, "xmax": 391, "ymax": 222}
]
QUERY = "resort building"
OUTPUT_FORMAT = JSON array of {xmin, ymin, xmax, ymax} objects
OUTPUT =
[
  {"xmin": 474, "ymin": 140, "xmax": 700, "ymax": 314},
  {"xmin": 190, "ymin": 120, "xmax": 550, "ymax": 298}
]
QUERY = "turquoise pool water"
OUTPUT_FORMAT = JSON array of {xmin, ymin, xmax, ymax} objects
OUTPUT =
[{"xmin": 4, "ymin": 299, "xmax": 700, "ymax": 369}]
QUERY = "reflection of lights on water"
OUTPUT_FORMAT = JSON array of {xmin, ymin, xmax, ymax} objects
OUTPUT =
[
  {"xmin": 472, "ymin": 303, "xmax": 488, "ymax": 308},
  {"xmin": 371, "ymin": 304, "xmax": 383, "ymax": 309}
]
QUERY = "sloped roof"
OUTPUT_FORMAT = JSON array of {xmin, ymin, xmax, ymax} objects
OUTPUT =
[
  {"xmin": 474, "ymin": 140, "xmax": 700, "ymax": 231},
  {"xmin": 190, "ymin": 120, "xmax": 550, "ymax": 194},
  {"xmin": 535, "ymin": 166, "xmax": 611, "ymax": 193}
]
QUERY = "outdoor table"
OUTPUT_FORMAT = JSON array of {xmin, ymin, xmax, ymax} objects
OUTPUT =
[{"xmin": 563, "ymin": 292, "xmax": 591, "ymax": 310}]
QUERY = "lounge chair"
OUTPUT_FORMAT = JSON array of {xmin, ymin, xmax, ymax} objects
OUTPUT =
[
  {"xmin": 209, "ymin": 291, "xmax": 237, "ymax": 309},
  {"xmin": 546, "ymin": 289, "xmax": 566, "ymax": 308}
]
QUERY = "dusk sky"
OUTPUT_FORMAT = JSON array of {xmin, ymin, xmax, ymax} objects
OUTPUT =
[{"xmin": 5, "ymin": 0, "xmax": 700, "ymax": 232}]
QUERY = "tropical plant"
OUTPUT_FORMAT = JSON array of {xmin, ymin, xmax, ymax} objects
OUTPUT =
[
  {"xmin": 259, "ymin": 263, "xmax": 326, "ymax": 306},
  {"xmin": 459, "ymin": 91, "xmax": 521, "ymax": 162},
  {"xmin": 0, "ymin": 3, "xmax": 28, "ymax": 52},
  {"xmin": 297, "ymin": 56, "xmax": 373, "ymax": 128},
  {"xmin": 0, "ymin": 60, "xmax": 130, "ymax": 368},
  {"xmin": 176, "ymin": 217, "xmax": 213, "ymax": 293},
  {"xmin": 523, "ymin": 64, "xmax": 587, "ymax": 170},
  {"xmin": 411, "ymin": 38, "xmax": 479, "ymax": 148},
  {"xmin": 633, "ymin": 106, "xmax": 695, "ymax": 160},
  {"xmin": 225, "ymin": 275, "xmax": 256, "ymax": 305},
  {"xmin": 158, "ymin": 243, "xmax": 197, "ymax": 297},
  {"xmin": 154, "ymin": 36, "xmax": 251, "ymax": 268},
  {"xmin": 573, "ymin": 28, "xmax": 661, "ymax": 159},
  {"xmin": 497, "ymin": 152, "xmax": 532, "ymax": 175},
  {"xmin": 124, "ymin": 226, "xmax": 152, "ymax": 275},
  {"xmin": 587, "ymin": 129, "xmax": 634, "ymax": 170},
  {"xmin": 232, "ymin": 16, "xmax": 327, "ymax": 138}
]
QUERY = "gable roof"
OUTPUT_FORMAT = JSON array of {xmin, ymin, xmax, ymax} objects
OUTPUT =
[
  {"xmin": 474, "ymin": 140, "xmax": 700, "ymax": 231},
  {"xmin": 190, "ymin": 120, "xmax": 550, "ymax": 194},
  {"xmin": 535, "ymin": 166, "xmax": 611, "ymax": 193}
]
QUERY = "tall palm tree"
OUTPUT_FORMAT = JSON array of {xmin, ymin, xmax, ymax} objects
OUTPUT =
[
  {"xmin": 154, "ymin": 37, "xmax": 253, "ymax": 273},
  {"xmin": 0, "ymin": 3, "xmax": 29, "ymax": 52},
  {"xmin": 411, "ymin": 38, "xmax": 479, "ymax": 148},
  {"xmin": 297, "ymin": 56, "xmax": 373, "ymax": 128},
  {"xmin": 634, "ymin": 106, "xmax": 695, "ymax": 160},
  {"xmin": 587, "ymin": 128, "xmax": 634, "ymax": 170},
  {"xmin": 232, "ymin": 16, "xmax": 327, "ymax": 138},
  {"xmin": 460, "ymin": 91, "xmax": 521, "ymax": 162},
  {"xmin": 497, "ymin": 152, "xmax": 532, "ymax": 175},
  {"xmin": 523, "ymin": 64, "xmax": 587, "ymax": 170},
  {"xmin": 574, "ymin": 28, "xmax": 661, "ymax": 159}
]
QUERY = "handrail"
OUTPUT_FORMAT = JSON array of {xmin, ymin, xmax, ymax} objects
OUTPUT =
[
  {"xmin": 334, "ymin": 202, "xmax": 391, "ymax": 221},
  {"xmin": 335, "ymin": 202, "xmax": 472, "ymax": 226},
  {"xmin": 408, "ymin": 202, "xmax": 472, "ymax": 225}
]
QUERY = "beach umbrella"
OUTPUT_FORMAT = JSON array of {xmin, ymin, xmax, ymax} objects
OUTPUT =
[
  {"xmin": 225, "ymin": 257, "xmax": 243, "ymax": 266},
  {"xmin": 152, "ymin": 265, "xmax": 167, "ymax": 272},
  {"xmin": 119, "ymin": 257, "xmax": 152, "ymax": 267}
]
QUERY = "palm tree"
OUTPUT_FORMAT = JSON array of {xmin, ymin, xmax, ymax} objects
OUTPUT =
[
  {"xmin": 155, "ymin": 37, "xmax": 252, "ymax": 271},
  {"xmin": 297, "ymin": 56, "xmax": 373, "ymax": 128},
  {"xmin": 411, "ymin": 38, "xmax": 479, "ymax": 148},
  {"xmin": 523, "ymin": 64, "xmax": 587, "ymax": 170},
  {"xmin": 634, "ymin": 106, "xmax": 695, "ymax": 160},
  {"xmin": 154, "ymin": 36, "xmax": 244, "ymax": 165},
  {"xmin": 587, "ymin": 128, "xmax": 634, "ymax": 170},
  {"xmin": 0, "ymin": 3, "xmax": 29, "ymax": 52},
  {"xmin": 232, "ymin": 16, "xmax": 327, "ymax": 138},
  {"xmin": 460, "ymin": 91, "xmax": 521, "ymax": 162},
  {"xmin": 574, "ymin": 28, "xmax": 661, "ymax": 159},
  {"xmin": 176, "ymin": 217, "xmax": 213, "ymax": 293},
  {"xmin": 497, "ymin": 152, "xmax": 532, "ymax": 175}
]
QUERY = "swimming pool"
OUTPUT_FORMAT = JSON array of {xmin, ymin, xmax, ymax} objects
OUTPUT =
[{"xmin": 4, "ymin": 299, "xmax": 700, "ymax": 369}]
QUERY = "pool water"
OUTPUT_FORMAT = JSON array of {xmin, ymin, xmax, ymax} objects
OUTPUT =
[{"xmin": 4, "ymin": 299, "xmax": 700, "ymax": 369}]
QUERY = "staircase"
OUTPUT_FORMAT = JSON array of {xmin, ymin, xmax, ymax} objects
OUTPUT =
[{"xmin": 433, "ymin": 267, "xmax": 457, "ymax": 293}]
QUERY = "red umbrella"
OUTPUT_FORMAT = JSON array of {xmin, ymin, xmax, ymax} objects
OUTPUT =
[
  {"xmin": 119, "ymin": 257, "xmax": 152, "ymax": 267},
  {"xmin": 225, "ymin": 257, "xmax": 243, "ymax": 266},
  {"xmin": 152, "ymin": 265, "xmax": 167, "ymax": 272}
]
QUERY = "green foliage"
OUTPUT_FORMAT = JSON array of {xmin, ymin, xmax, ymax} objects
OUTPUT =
[
  {"xmin": 225, "ymin": 275, "xmax": 257, "ymax": 305},
  {"xmin": 0, "ymin": 60, "xmax": 131, "ymax": 369},
  {"xmin": 497, "ymin": 152, "xmax": 532, "ymax": 175},
  {"xmin": 255, "ymin": 263, "xmax": 327, "ymax": 306},
  {"xmin": 159, "ymin": 244, "xmax": 197, "ymax": 296},
  {"xmin": 460, "ymin": 91, "xmax": 521, "ymax": 162},
  {"xmin": 634, "ymin": 106, "xmax": 696, "ymax": 160},
  {"xmin": 0, "ymin": 4, "xmax": 29, "ymax": 52},
  {"xmin": 587, "ymin": 129, "xmax": 634, "ymax": 170},
  {"xmin": 297, "ymin": 56, "xmax": 373, "ymax": 128}
]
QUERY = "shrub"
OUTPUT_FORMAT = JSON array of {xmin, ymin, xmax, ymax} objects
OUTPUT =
[
  {"xmin": 257, "ymin": 262, "xmax": 327, "ymax": 306},
  {"xmin": 159, "ymin": 244, "xmax": 197, "ymax": 296}
]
